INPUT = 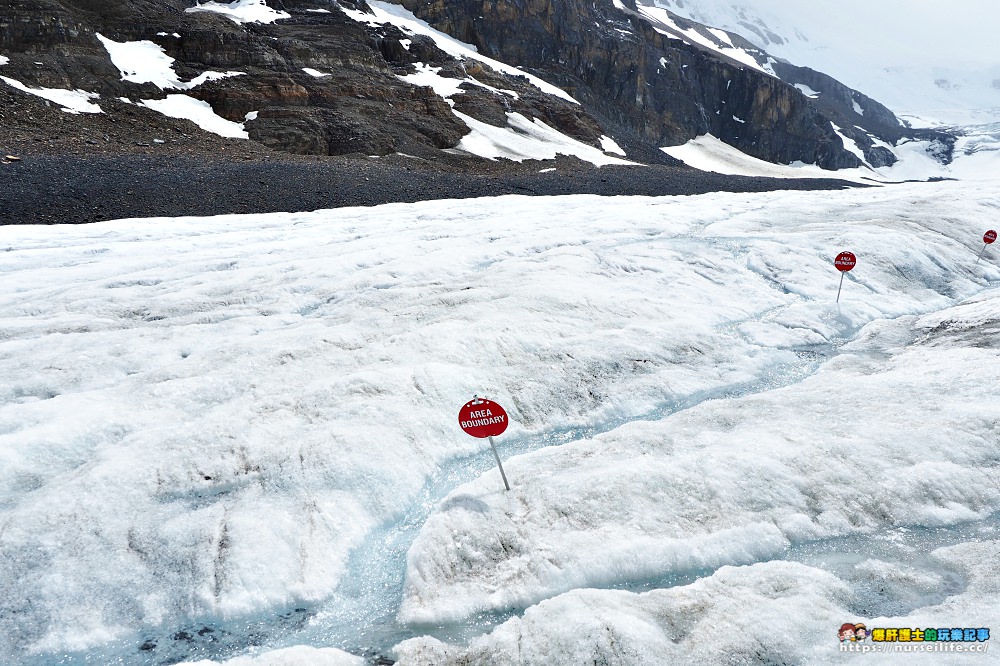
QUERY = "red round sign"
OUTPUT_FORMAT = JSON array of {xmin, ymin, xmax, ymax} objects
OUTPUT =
[
  {"xmin": 834, "ymin": 251, "xmax": 857, "ymax": 272},
  {"xmin": 458, "ymin": 398, "xmax": 509, "ymax": 438},
  {"xmin": 984, "ymin": 230, "xmax": 997, "ymax": 244}
]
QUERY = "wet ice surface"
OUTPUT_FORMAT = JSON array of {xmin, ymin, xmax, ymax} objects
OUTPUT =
[
  {"xmin": 392, "ymin": 287, "xmax": 1000, "ymax": 664},
  {"xmin": 258, "ymin": 344, "xmax": 836, "ymax": 658},
  {"xmin": 616, "ymin": 514, "xmax": 1000, "ymax": 615},
  {"xmin": 290, "ymin": 518, "xmax": 999, "ymax": 660},
  {"xmin": 2, "ymin": 183, "xmax": 1000, "ymax": 665},
  {"xmin": 17, "ymin": 346, "xmax": 831, "ymax": 665}
]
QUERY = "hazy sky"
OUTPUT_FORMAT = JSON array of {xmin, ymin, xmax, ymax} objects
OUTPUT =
[
  {"xmin": 751, "ymin": 0, "xmax": 1000, "ymax": 67},
  {"xmin": 663, "ymin": 0, "xmax": 999, "ymax": 67},
  {"xmin": 659, "ymin": 0, "xmax": 1000, "ymax": 122}
]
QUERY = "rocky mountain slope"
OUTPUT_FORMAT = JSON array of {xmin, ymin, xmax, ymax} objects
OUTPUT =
[{"xmin": 1, "ymin": 0, "xmax": 952, "ymax": 169}]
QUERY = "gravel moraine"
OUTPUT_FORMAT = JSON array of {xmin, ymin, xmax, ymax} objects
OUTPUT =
[
  {"xmin": 0, "ymin": 153, "xmax": 865, "ymax": 226},
  {"xmin": 0, "ymin": 85, "xmax": 862, "ymax": 226}
]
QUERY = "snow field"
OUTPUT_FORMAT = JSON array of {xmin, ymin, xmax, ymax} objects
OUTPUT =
[
  {"xmin": 394, "ymin": 537, "xmax": 1000, "ymax": 664},
  {"xmin": 1, "ymin": 182, "xmax": 998, "ymax": 661},
  {"xmin": 449, "ymin": 111, "xmax": 636, "ymax": 165},
  {"xmin": 0, "ymin": 193, "xmax": 776, "ymax": 657},
  {"xmin": 397, "ymin": 290, "xmax": 1000, "ymax": 624},
  {"xmin": 345, "ymin": 1, "xmax": 578, "ymax": 104},
  {"xmin": 664, "ymin": 132, "xmax": 1000, "ymax": 184},
  {"xmin": 185, "ymin": 0, "xmax": 290, "ymax": 25},
  {"xmin": 139, "ymin": 95, "xmax": 249, "ymax": 138},
  {"xmin": 636, "ymin": 3, "xmax": 775, "ymax": 77},
  {"xmin": 180, "ymin": 644, "xmax": 362, "ymax": 666},
  {"xmin": 94, "ymin": 33, "xmax": 250, "ymax": 137},
  {"xmin": 393, "ymin": 60, "xmax": 632, "ymax": 165},
  {"xmin": 395, "ymin": 561, "xmax": 855, "ymax": 664},
  {"xmin": 354, "ymin": 2, "xmax": 628, "ymax": 164},
  {"xmin": 0, "ymin": 75, "xmax": 102, "ymax": 114},
  {"xmin": 390, "ymin": 184, "xmax": 1000, "ymax": 662}
]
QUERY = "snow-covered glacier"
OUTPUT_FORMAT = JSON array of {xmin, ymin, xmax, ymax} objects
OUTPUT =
[{"xmin": 1, "ymin": 179, "xmax": 999, "ymax": 664}]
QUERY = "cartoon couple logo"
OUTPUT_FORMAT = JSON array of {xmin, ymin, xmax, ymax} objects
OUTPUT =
[{"xmin": 840, "ymin": 623, "xmax": 869, "ymax": 642}]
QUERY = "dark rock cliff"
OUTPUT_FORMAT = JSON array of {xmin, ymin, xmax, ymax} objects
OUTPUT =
[
  {"xmin": 2, "ymin": 0, "xmax": 604, "ymax": 157},
  {"xmin": 398, "ymin": 0, "xmax": 906, "ymax": 169},
  {"xmin": 1, "ymin": 0, "xmax": 941, "ymax": 168}
]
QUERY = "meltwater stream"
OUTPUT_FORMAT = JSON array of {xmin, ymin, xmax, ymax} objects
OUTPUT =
[
  {"xmin": 28, "ymin": 298, "xmax": 999, "ymax": 666},
  {"xmin": 91, "ymin": 344, "xmax": 841, "ymax": 666},
  {"xmin": 613, "ymin": 514, "xmax": 1000, "ymax": 617},
  {"xmin": 24, "ymin": 340, "xmax": 838, "ymax": 666}
]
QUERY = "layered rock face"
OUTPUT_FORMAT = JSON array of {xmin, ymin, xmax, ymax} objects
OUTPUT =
[
  {"xmin": 397, "ymin": 0, "xmax": 910, "ymax": 169},
  {"xmin": 1, "ymin": 0, "xmax": 937, "ymax": 166},
  {"xmin": 2, "ymin": 0, "xmax": 603, "ymax": 156}
]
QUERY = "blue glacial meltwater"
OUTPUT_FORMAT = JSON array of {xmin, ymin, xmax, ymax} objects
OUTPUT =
[
  {"xmin": 22, "ymin": 320, "xmax": 994, "ymax": 666},
  {"xmin": 22, "ymin": 342, "xmax": 836, "ymax": 666},
  {"xmin": 602, "ymin": 513, "xmax": 1000, "ymax": 622},
  {"xmin": 783, "ymin": 516, "xmax": 1000, "ymax": 618}
]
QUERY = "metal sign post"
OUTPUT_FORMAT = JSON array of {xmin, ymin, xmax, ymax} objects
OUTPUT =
[
  {"xmin": 977, "ymin": 230, "xmax": 996, "ymax": 264},
  {"xmin": 833, "ymin": 251, "xmax": 856, "ymax": 303},
  {"xmin": 487, "ymin": 436, "xmax": 510, "ymax": 491},
  {"xmin": 458, "ymin": 395, "xmax": 511, "ymax": 491}
]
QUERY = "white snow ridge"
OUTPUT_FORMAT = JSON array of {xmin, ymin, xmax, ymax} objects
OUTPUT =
[
  {"xmin": 0, "ymin": 75, "xmax": 102, "ymax": 113},
  {"xmin": 186, "ymin": 0, "xmax": 291, "ymax": 25},
  {"xmin": 2, "ymin": 178, "xmax": 1000, "ymax": 665}
]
